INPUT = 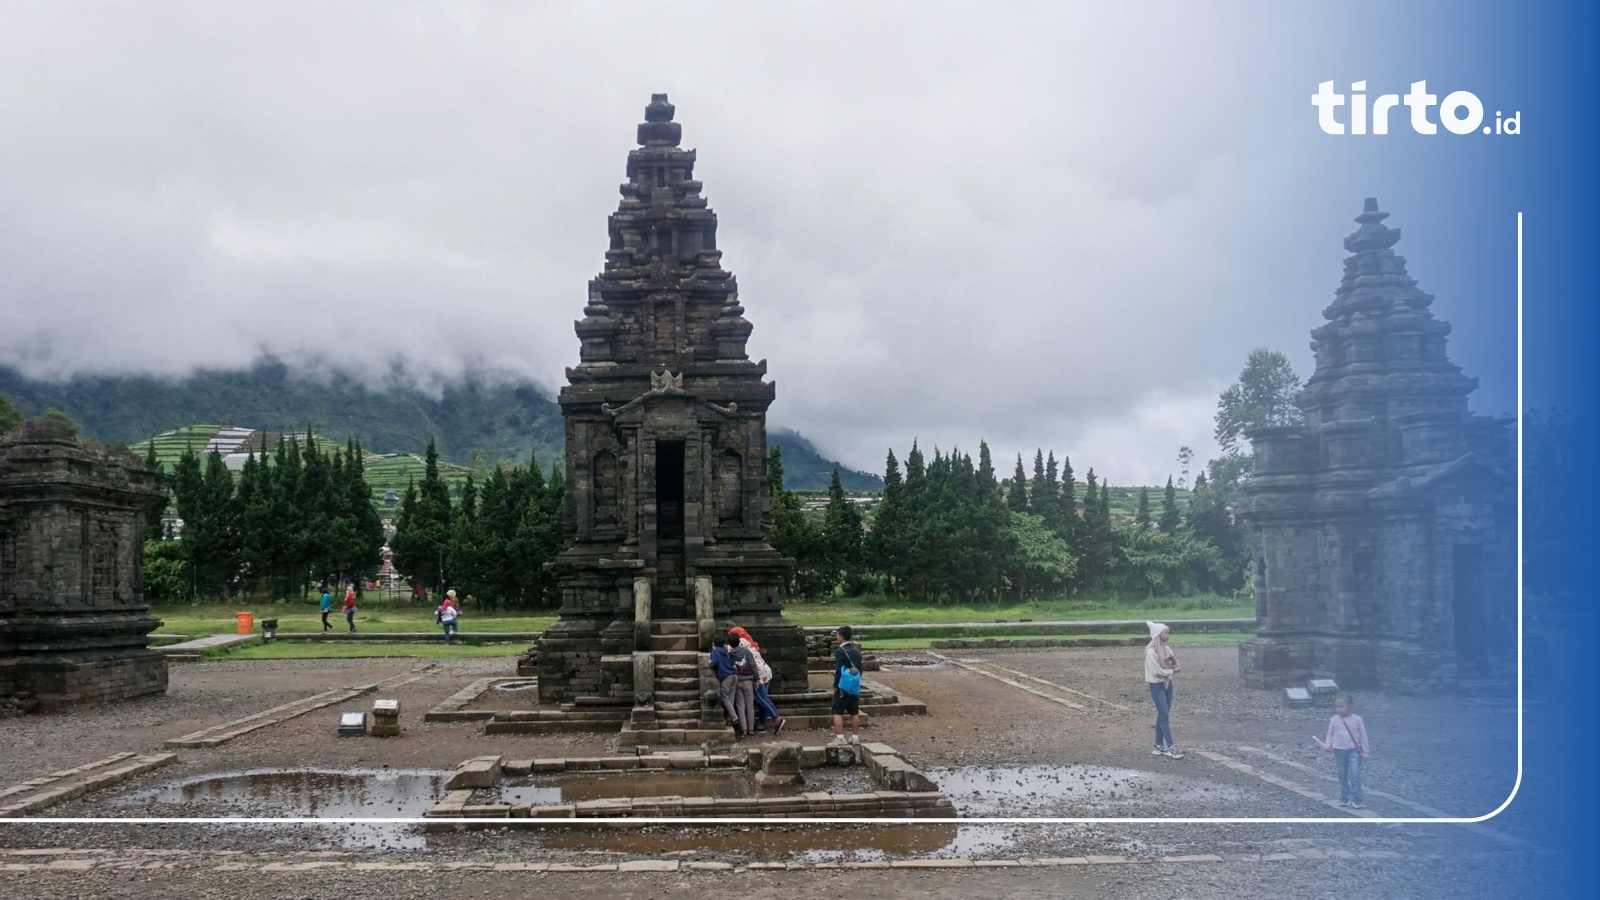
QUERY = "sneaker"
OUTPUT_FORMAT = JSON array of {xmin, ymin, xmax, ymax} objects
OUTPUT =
[
  {"xmin": 1152, "ymin": 745, "xmax": 1166, "ymax": 756},
  {"xmin": 849, "ymin": 734, "xmax": 860, "ymax": 745},
  {"xmin": 773, "ymin": 717, "xmax": 786, "ymax": 735},
  {"xmin": 1351, "ymin": 802, "xmax": 1364, "ymax": 809},
  {"xmin": 1338, "ymin": 799, "xmax": 1351, "ymax": 807},
  {"xmin": 753, "ymin": 726, "xmax": 767, "ymax": 734},
  {"xmin": 1163, "ymin": 746, "xmax": 1186, "ymax": 759},
  {"xmin": 832, "ymin": 733, "xmax": 849, "ymax": 746}
]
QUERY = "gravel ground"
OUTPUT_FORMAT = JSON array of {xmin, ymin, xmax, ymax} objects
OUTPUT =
[{"xmin": 0, "ymin": 646, "xmax": 1565, "ymax": 898}]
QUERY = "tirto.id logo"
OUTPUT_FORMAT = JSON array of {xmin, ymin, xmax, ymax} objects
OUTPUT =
[{"xmin": 1313, "ymin": 81, "xmax": 1520, "ymax": 135}]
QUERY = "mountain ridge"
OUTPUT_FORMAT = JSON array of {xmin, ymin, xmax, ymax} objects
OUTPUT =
[{"xmin": 0, "ymin": 360, "xmax": 882, "ymax": 492}]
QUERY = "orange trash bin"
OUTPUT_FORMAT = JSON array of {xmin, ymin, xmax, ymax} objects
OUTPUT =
[{"xmin": 236, "ymin": 612, "xmax": 254, "ymax": 635}]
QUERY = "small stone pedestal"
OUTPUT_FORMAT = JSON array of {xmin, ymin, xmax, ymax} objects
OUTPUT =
[
  {"xmin": 753, "ymin": 741, "xmax": 803, "ymax": 787},
  {"xmin": 369, "ymin": 699, "xmax": 401, "ymax": 737}
]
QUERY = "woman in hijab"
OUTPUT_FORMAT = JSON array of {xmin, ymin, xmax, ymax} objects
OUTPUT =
[
  {"xmin": 729, "ymin": 626, "xmax": 786, "ymax": 734},
  {"xmin": 1144, "ymin": 621, "xmax": 1184, "ymax": 758}
]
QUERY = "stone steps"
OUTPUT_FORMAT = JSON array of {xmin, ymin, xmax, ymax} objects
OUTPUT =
[
  {"xmin": 652, "ymin": 620, "xmax": 698, "ymax": 636},
  {"xmin": 650, "ymin": 635, "xmax": 695, "ymax": 651}
]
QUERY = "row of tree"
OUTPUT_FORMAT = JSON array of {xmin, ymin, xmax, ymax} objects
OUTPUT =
[
  {"xmin": 149, "ymin": 431, "xmax": 386, "ymax": 601},
  {"xmin": 766, "ymin": 440, "xmax": 1251, "ymax": 604},
  {"xmin": 759, "ymin": 348, "xmax": 1311, "ymax": 603},
  {"xmin": 388, "ymin": 440, "xmax": 565, "ymax": 610}
]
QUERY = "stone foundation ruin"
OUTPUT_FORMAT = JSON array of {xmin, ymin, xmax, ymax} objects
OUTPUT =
[
  {"xmin": 0, "ymin": 419, "xmax": 168, "ymax": 714},
  {"xmin": 1236, "ymin": 199, "xmax": 1516, "ymax": 691}
]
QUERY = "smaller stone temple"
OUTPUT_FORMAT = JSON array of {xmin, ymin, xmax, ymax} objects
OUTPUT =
[
  {"xmin": 1236, "ymin": 199, "xmax": 1516, "ymax": 691},
  {"xmin": 0, "ymin": 419, "xmax": 169, "ymax": 714}
]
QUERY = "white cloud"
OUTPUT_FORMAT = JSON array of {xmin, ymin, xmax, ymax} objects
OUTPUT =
[{"xmin": 0, "ymin": 1, "xmax": 1518, "ymax": 482}]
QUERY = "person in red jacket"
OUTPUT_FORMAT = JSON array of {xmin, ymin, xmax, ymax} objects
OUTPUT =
[{"xmin": 343, "ymin": 584, "xmax": 358, "ymax": 633}]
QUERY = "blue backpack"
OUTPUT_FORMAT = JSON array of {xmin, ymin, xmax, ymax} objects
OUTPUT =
[{"xmin": 837, "ymin": 644, "xmax": 862, "ymax": 695}]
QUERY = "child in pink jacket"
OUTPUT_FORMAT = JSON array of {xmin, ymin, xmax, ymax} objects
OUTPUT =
[{"xmin": 1315, "ymin": 692, "xmax": 1372, "ymax": 808}]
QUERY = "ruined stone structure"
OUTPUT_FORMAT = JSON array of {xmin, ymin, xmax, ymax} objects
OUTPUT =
[
  {"xmin": 0, "ymin": 419, "xmax": 168, "ymax": 714},
  {"xmin": 1237, "ymin": 199, "xmax": 1515, "ymax": 691},
  {"xmin": 537, "ymin": 95, "xmax": 806, "ymax": 736}
]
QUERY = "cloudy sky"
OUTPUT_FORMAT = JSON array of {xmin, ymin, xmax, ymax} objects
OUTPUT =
[{"xmin": 0, "ymin": 2, "xmax": 1524, "ymax": 483}]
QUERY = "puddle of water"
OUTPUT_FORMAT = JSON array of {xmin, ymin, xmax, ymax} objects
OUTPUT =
[
  {"xmin": 107, "ymin": 768, "xmax": 450, "ymax": 849},
  {"xmin": 497, "ymin": 767, "xmax": 875, "ymax": 805}
]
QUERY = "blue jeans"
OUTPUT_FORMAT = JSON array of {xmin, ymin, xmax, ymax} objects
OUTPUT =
[
  {"xmin": 1336, "ymin": 749, "xmax": 1364, "ymax": 804},
  {"xmin": 1149, "ymin": 681, "xmax": 1174, "ymax": 747},
  {"xmin": 755, "ymin": 682, "xmax": 781, "ymax": 724},
  {"xmin": 442, "ymin": 621, "xmax": 458, "ymax": 644}
]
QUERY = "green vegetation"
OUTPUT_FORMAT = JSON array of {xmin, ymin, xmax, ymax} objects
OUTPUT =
[
  {"xmin": 203, "ymin": 642, "xmax": 526, "ymax": 660},
  {"xmin": 769, "ymin": 439, "xmax": 1249, "ymax": 605},
  {"xmin": 152, "ymin": 605, "xmax": 554, "ymax": 636}
]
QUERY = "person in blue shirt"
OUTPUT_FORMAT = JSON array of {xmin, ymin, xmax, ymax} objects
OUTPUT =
[
  {"xmin": 709, "ymin": 636, "xmax": 743, "ymax": 738},
  {"xmin": 319, "ymin": 588, "xmax": 334, "ymax": 632}
]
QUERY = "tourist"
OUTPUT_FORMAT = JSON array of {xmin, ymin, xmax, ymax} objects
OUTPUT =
[
  {"xmin": 709, "ymin": 636, "xmax": 743, "ymax": 738},
  {"xmin": 1144, "ymin": 621, "xmax": 1183, "ymax": 758},
  {"xmin": 413, "ymin": 581, "xmax": 428, "ymax": 607},
  {"xmin": 438, "ymin": 589, "xmax": 460, "ymax": 645},
  {"xmin": 831, "ymin": 625, "xmax": 864, "ymax": 746},
  {"xmin": 319, "ymin": 587, "xmax": 334, "ymax": 632},
  {"xmin": 728, "ymin": 636, "xmax": 759, "ymax": 738},
  {"xmin": 1315, "ymin": 693, "xmax": 1372, "ymax": 808},
  {"xmin": 730, "ymin": 626, "xmax": 785, "ymax": 734},
  {"xmin": 343, "ymin": 583, "xmax": 358, "ymax": 632}
]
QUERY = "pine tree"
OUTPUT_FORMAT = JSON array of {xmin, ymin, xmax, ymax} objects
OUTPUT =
[
  {"xmin": 142, "ymin": 442, "xmax": 168, "ymax": 542},
  {"xmin": 822, "ymin": 467, "xmax": 866, "ymax": 594},
  {"xmin": 765, "ymin": 445, "xmax": 828, "ymax": 599},
  {"xmin": 1042, "ymin": 451, "xmax": 1060, "ymax": 521},
  {"xmin": 1007, "ymin": 454, "xmax": 1029, "ymax": 512},
  {"xmin": 393, "ymin": 439, "xmax": 453, "ymax": 591},
  {"xmin": 1029, "ymin": 450, "xmax": 1047, "ymax": 516},
  {"xmin": 1159, "ymin": 476, "xmax": 1182, "ymax": 533},
  {"xmin": 1136, "ymin": 487, "xmax": 1152, "ymax": 528},
  {"xmin": 867, "ymin": 450, "xmax": 906, "ymax": 595}
]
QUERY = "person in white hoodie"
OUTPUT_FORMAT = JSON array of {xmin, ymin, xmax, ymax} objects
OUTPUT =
[{"xmin": 1144, "ymin": 621, "xmax": 1184, "ymax": 758}]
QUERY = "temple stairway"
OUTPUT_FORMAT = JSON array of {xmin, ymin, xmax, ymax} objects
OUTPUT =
[{"xmin": 618, "ymin": 620, "xmax": 730, "ymax": 747}]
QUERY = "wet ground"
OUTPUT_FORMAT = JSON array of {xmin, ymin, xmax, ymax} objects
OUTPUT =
[{"xmin": 0, "ymin": 644, "xmax": 1557, "ymax": 898}]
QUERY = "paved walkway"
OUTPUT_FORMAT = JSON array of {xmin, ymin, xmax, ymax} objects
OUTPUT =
[{"xmin": 156, "ymin": 633, "xmax": 259, "ymax": 659}]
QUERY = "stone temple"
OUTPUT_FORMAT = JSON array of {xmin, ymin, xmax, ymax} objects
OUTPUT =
[
  {"xmin": 1236, "ymin": 199, "xmax": 1516, "ymax": 691},
  {"xmin": 536, "ymin": 95, "xmax": 806, "ymax": 740},
  {"xmin": 0, "ymin": 419, "xmax": 168, "ymax": 714}
]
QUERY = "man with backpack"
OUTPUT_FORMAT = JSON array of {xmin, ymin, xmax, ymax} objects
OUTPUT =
[
  {"xmin": 831, "ymin": 625, "xmax": 864, "ymax": 746},
  {"xmin": 727, "ymin": 636, "xmax": 759, "ymax": 739}
]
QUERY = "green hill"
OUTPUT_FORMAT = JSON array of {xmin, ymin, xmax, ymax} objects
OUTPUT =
[{"xmin": 1, "ymin": 359, "xmax": 880, "ymax": 492}]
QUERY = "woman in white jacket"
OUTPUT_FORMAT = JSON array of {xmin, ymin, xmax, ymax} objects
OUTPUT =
[{"xmin": 1144, "ymin": 621, "xmax": 1184, "ymax": 758}]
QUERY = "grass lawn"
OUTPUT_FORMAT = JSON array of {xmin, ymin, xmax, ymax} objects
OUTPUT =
[
  {"xmin": 783, "ymin": 597, "xmax": 1252, "ymax": 627},
  {"xmin": 154, "ymin": 604, "xmax": 555, "ymax": 637},
  {"xmin": 155, "ymin": 594, "xmax": 1249, "ymax": 638},
  {"xmin": 208, "ymin": 641, "xmax": 526, "ymax": 661},
  {"xmin": 866, "ymin": 631, "xmax": 1249, "ymax": 650}
]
